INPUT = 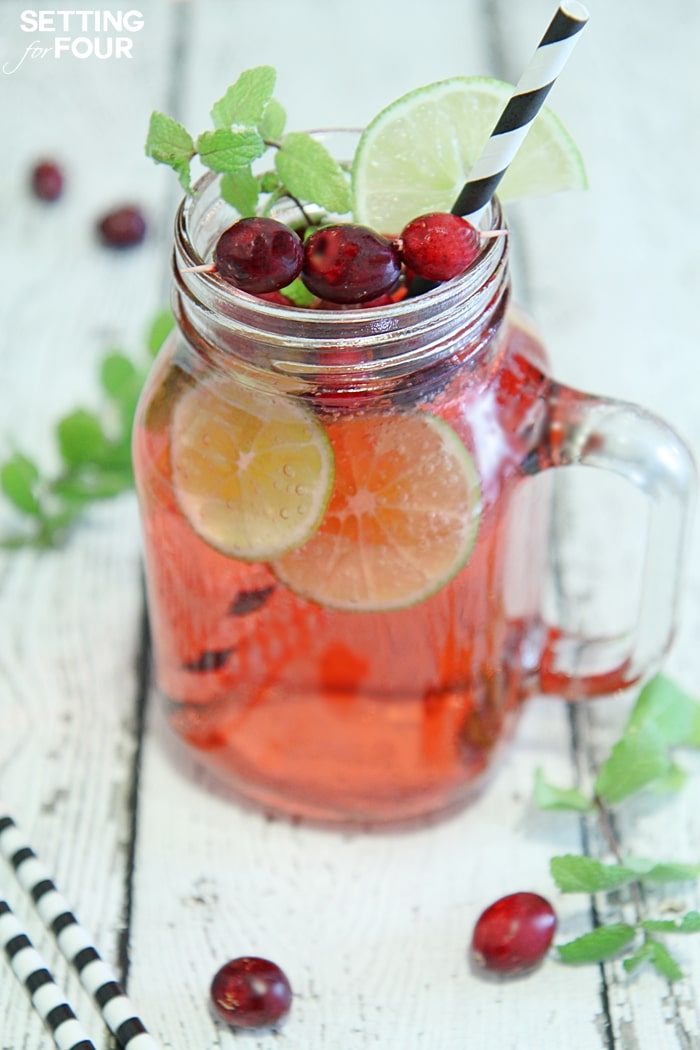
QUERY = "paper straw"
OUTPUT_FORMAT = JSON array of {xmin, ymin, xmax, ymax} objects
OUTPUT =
[
  {"xmin": 451, "ymin": 1, "xmax": 589, "ymax": 222},
  {"xmin": 0, "ymin": 898, "xmax": 97, "ymax": 1050},
  {"xmin": 0, "ymin": 809, "xmax": 161, "ymax": 1050}
]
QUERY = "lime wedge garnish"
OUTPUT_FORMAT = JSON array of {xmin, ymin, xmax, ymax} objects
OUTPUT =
[
  {"xmin": 272, "ymin": 411, "xmax": 481, "ymax": 611},
  {"xmin": 352, "ymin": 76, "xmax": 587, "ymax": 233},
  {"xmin": 171, "ymin": 378, "xmax": 334, "ymax": 560}
]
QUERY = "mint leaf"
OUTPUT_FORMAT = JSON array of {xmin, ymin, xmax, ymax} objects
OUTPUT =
[
  {"xmin": 145, "ymin": 111, "xmax": 194, "ymax": 190},
  {"xmin": 534, "ymin": 768, "xmax": 592, "ymax": 812},
  {"xmin": 259, "ymin": 97, "xmax": 286, "ymax": 141},
  {"xmin": 551, "ymin": 855, "xmax": 638, "ymax": 893},
  {"xmin": 259, "ymin": 170, "xmax": 281, "ymax": 194},
  {"xmin": 147, "ymin": 309, "xmax": 175, "ymax": 357},
  {"xmin": 35, "ymin": 507, "xmax": 79, "ymax": 546},
  {"xmin": 558, "ymin": 923, "xmax": 637, "ymax": 964},
  {"xmin": 623, "ymin": 940, "xmax": 656, "ymax": 975},
  {"xmin": 623, "ymin": 857, "xmax": 700, "ymax": 882},
  {"xmin": 101, "ymin": 352, "xmax": 139, "ymax": 401},
  {"xmin": 645, "ymin": 939, "xmax": 684, "ymax": 981},
  {"xmin": 220, "ymin": 168, "xmax": 260, "ymax": 218},
  {"xmin": 594, "ymin": 723, "xmax": 671, "ymax": 803},
  {"xmin": 196, "ymin": 128, "xmax": 265, "ymax": 175},
  {"xmin": 643, "ymin": 911, "xmax": 700, "ymax": 934},
  {"xmin": 650, "ymin": 761, "xmax": 687, "ymax": 795},
  {"xmin": 627, "ymin": 674, "xmax": 700, "ymax": 747},
  {"xmin": 56, "ymin": 411, "xmax": 109, "ymax": 468},
  {"xmin": 52, "ymin": 470, "xmax": 133, "ymax": 502},
  {"xmin": 676, "ymin": 912, "xmax": 700, "ymax": 932},
  {"xmin": 1, "ymin": 454, "xmax": 42, "ymax": 516},
  {"xmin": 281, "ymin": 277, "xmax": 317, "ymax": 307},
  {"xmin": 622, "ymin": 938, "xmax": 683, "ymax": 980},
  {"xmin": 211, "ymin": 66, "xmax": 276, "ymax": 129},
  {"xmin": 276, "ymin": 133, "xmax": 352, "ymax": 213}
]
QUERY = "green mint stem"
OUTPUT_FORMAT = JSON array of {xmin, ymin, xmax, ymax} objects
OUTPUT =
[{"xmin": 593, "ymin": 794, "xmax": 645, "ymax": 924}]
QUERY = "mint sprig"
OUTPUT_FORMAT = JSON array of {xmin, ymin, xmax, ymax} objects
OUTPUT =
[
  {"xmin": 0, "ymin": 309, "xmax": 173, "ymax": 549},
  {"xmin": 535, "ymin": 673, "xmax": 700, "ymax": 982},
  {"xmin": 145, "ymin": 65, "xmax": 352, "ymax": 226},
  {"xmin": 210, "ymin": 65, "xmax": 276, "ymax": 129},
  {"xmin": 144, "ymin": 111, "xmax": 195, "ymax": 191}
]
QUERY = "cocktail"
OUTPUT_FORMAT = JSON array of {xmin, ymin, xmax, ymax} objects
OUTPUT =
[{"xmin": 132, "ymin": 61, "xmax": 694, "ymax": 824}]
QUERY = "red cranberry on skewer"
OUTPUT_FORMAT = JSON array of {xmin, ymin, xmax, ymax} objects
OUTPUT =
[
  {"xmin": 213, "ymin": 217, "xmax": 304, "ymax": 293},
  {"xmin": 398, "ymin": 212, "xmax": 483, "ymax": 282},
  {"xmin": 302, "ymin": 223, "xmax": 401, "ymax": 304}
]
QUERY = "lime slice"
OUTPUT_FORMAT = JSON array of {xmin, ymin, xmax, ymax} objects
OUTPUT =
[
  {"xmin": 171, "ymin": 378, "xmax": 334, "ymax": 560},
  {"xmin": 272, "ymin": 411, "xmax": 481, "ymax": 612},
  {"xmin": 352, "ymin": 76, "xmax": 587, "ymax": 233}
]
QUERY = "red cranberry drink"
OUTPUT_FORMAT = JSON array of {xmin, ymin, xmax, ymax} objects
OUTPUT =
[{"xmin": 133, "ymin": 74, "xmax": 694, "ymax": 823}]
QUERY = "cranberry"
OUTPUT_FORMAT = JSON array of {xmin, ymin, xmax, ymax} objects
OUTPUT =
[
  {"xmin": 97, "ymin": 205, "xmax": 147, "ymax": 248},
  {"xmin": 31, "ymin": 160, "xmax": 64, "ymax": 202},
  {"xmin": 399, "ymin": 212, "xmax": 481, "ymax": 282},
  {"xmin": 214, "ymin": 217, "xmax": 303, "ymax": 293},
  {"xmin": 210, "ymin": 957, "xmax": 292, "ymax": 1029},
  {"xmin": 302, "ymin": 223, "xmax": 401, "ymax": 304},
  {"xmin": 471, "ymin": 892, "xmax": 557, "ymax": 975}
]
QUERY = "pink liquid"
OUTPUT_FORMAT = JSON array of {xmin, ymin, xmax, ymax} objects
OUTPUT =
[{"xmin": 133, "ymin": 312, "xmax": 552, "ymax": 822}]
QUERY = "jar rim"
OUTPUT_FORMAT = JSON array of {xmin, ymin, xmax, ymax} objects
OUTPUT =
[
  {"xmin": 174, "ymin": 160, "xmax": 507, "ymax": 325},
  {"xmin": 171, "ymin": 140, "xmax": 510, "ymax": 382}
]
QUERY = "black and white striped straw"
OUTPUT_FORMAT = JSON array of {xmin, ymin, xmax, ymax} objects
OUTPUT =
[
  {"xmin": 0, "ymin": 809, "xmax": 161, "ymax": 1050},
  {"xmin": 1, "ymin": 897, "xmax": 97, "ymax": 1050},
  {"xmin": 451, "ymin": 1, "xmax": 589, "ymax": 222}
]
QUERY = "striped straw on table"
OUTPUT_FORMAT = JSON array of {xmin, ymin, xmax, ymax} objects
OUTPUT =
[
  {"xmin": 451, "ymin": 1, "xmax": 589, "ymax": 223},
  {"xmin": 0, "ymin": 809, "xmax": 161, "ymax": 1050},
  {"xmin": 1, "ymin": 897, "xmax": 96, "ymax": 1050}
]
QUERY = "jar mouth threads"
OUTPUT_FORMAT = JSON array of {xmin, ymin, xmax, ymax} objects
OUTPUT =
[{"xmin": 171, "ymin": 132, "xmax": 511, "ymax": 386}]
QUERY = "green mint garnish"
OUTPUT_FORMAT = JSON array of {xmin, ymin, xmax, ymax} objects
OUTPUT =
[
  {"xmin": 258, "ymin": 97, "xmax": 286, "ymax": 141},
  {"xmin": 195, "ymin": 128, "xmax": 266, "ymax": 175},
  {"xmin": 280, "ymin": 277, "xmax": 318, "ymax": 307},
  {"xmin": 623, "ymin": 939, "xmax": 684, "ymax": 981},
  {"xmin": 533, "ymin": 768, "xmax": 591, "ymax": 812},
  {"xmin": 145, "ymin": 65, "xmax": 352, "ymax": 224},
  {"xmin": 220, "ymin": 169, "xmax": 260, "ymax": 218},
  {"xmin": 0, "ymin": 309, "xmax": 173, "ymax": 549},
  {"xmin": 210, "ymin": 65, "xmax": 277, "ymax": 129},
  {"xmin": 1, "ymin": 454, "xmax": 43, "ymax": 517},
  {"xmin": 626, "ymin": 673, "xmax": 700, "ymax": 746},
  {"xmin": 557, "ymin": 924, "xmax": 637, "ymax": 965},
  {"xmin": 593, "ymin": 723, "xmax": 672, "ymax": 803},
  {"xmin": 274, "ymin": 133, "xmax": 352, "ymax": 214},
  {"xmin": 550, "ymin": 855, "xmax": 641, "ymax": 894},
  {"xmin": 145, "ymin": 111, "xmax": 195, "ymax": 191},
  {"xmin": 533, "ymin": 672, "xmax": 700, "ymax": 983},
  {"xmin": 622, "ymin": 857, "xmax": 700, "ymax": 882},
  {"xmin": 642, "ymin": 912, "xmax": 700, "ymax": 934},
  {"xmin": 147, "ymin": 308, "xmax": 177, "ymax": 355}
]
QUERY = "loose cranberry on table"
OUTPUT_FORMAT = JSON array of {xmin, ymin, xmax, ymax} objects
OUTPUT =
[
  {"xmin": 399, "ymin": 212, "xmax": 482, "ymax": 282},
  {"xmin": 210, "ymin": 956, "xmax": 292, "ymax": 1029},
  {"xmin": 471, "ymin": 892, "xmax": 557, "ymax": 975},
  {"xmin": 30, "ymin": 160, "xmax": 64, "ymax": 202},
  {"xmin": 302, "ymin": 223, "xmax": 402, "ymax": 304},
  {"xmin": 214, "ymin": 217, "xmax": 304, "ymax": 293},
  {"xmin": 97, "ymin": 205, "xmax": 147, "ymax": 248}
]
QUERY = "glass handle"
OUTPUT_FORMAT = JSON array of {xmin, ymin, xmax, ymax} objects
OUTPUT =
[{"xmin": 531, "ymin": 380, "xmax": 696, "ymax": 699}]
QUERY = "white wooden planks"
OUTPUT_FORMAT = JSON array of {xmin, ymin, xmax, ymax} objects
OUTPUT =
[{"xmin": 0, "ymin": 0, "xmax": 699, "ymax": 1047}]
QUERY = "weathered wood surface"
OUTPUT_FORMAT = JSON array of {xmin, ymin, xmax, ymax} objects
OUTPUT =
[{"xmin": 1, "ymin": 1, "xmax": 699, "ymax": 1047}]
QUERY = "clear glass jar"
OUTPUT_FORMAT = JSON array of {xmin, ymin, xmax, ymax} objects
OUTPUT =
[{"xmin": 133, "ymin": 148, "xmax": 695, "ymax": 825}]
